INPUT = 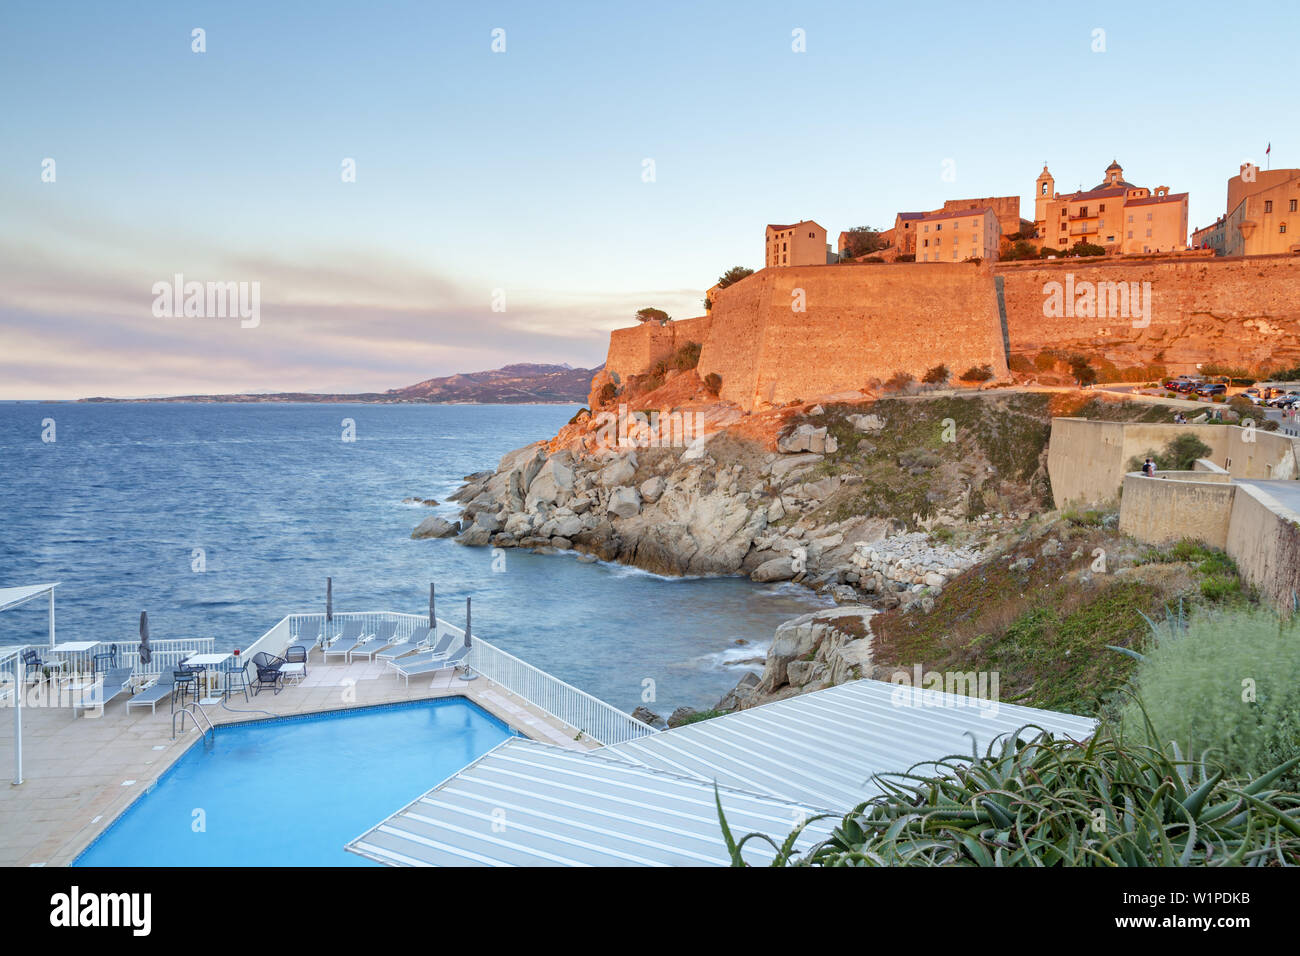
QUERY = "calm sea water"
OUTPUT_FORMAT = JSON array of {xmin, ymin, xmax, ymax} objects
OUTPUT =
[{"xmin": 0, "ymin": 402, "xmax": 823, "ymax": 713}]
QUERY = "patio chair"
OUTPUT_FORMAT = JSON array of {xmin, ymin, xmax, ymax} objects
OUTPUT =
[
  {"xmin": 392, "ymin": 644, "xmax": 472, "ymax": 687},
  {"xmin": 171, "ymin": 665, "xmax": 200, "ymax": 712},
  {"xmin": 127, "ymin": 671, "xmax": 176, "ymax": 714},
  {"xmin": 20, "ymin": 648, "xmax": 60, "ymax": 684},
  {"xmin": 374, "ymin": 625, "xmax": 434, "ymax": 663},
  {"xmin": 349, "ymin": 620, "xmax": 399, "ymax": 662},
  {"xmin": 80, "ymin": 644, "xmax": 136, "ymax": 713},
  {"xmin": 385, "ymin": 630, "xmax": 456, "ymax": 674},
  {"xmin": 223, "ymin": 659, "xmax": 251, "ymax": 703},
  {"xmin": 321, "ymin": 620, "xmax": 369, "ymax": 663},
  {"xmin": 289, "ymin": 620, "xmax": 323, "ymax": 659},
  {"xmin": 284, "ymin": 644, "xmax": 310, "ymax": 674},
  {"xmin": 251, "ymin": 652, "xmax": 286, "ymax": 696}
]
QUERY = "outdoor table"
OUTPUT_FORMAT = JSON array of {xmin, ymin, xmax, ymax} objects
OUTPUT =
[
  {"xmin": 50, "ymin": 641, "xmax": 99, "ymax": 680},
  {"xmin": 182, "ymin": 653, "xmax": 232, "ymax": 699}
]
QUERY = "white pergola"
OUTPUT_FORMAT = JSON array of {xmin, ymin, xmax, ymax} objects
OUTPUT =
[{"xmin": 1, "ymin": 582, "xmax": 60, "ymax": 785}]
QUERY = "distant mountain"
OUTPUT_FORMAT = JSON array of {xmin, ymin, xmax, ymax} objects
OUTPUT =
[{"xmin": 81, "ymin": 362, "xmax": 602, "ymax": 405}]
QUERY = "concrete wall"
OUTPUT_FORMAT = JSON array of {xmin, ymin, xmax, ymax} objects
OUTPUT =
[
  {"xmin": 1224, "ymin": 484, "xmax": 1300, "ymax": 609},
  {"xmin": 1118, "ymin": 472, "xmax": 1236, "ymax": 547},
  {"xmin": 698, "ymin": 263, "xmax": 1008, "ymax": 410},
  {"xmin": 1048, "ymin": 418, "xmax": 1300, "ymax": 507},
  {"xmin": 602, "ymin": 315, "xmax": 712, "ymax": 387}
]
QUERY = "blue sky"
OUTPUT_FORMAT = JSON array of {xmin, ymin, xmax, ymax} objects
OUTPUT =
[{"xmin": 1, "ymin": 0, "xmax": 1295, "ymax": 398}]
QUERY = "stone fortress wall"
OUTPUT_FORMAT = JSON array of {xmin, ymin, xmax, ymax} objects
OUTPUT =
[{"xmin": 596, "ymin": 254, "xmax": 1300, "ymax": 411}]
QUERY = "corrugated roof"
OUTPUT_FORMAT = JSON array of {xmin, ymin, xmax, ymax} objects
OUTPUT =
[
  {"xmin": 347, "ymin": 678, "xmax": 1096, "ymax": 866},
  {"xmin": 346, "ymin": 738, "xmax": 838, "ymax": 867}
]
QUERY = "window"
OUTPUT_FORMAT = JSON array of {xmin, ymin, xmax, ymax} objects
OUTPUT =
[
  {"xmin": 1265, "ymin": 200, "xmax": 1273, "ymax": 213},
  {"xmin": 936, "ymin": 224, "xmax": 942, "ymax": 231},
  {"xmin": 1041, "ymin": 183, "xmax": 1048, "ymax": 195},
  {"xmin": 1128, "ymin": 214, "xmax": 1134, "ymax": 223},
  {"xmin": 1282, "ymin": 223, "xmax": 1288, "ymax": 234},
  {"xmin": 1291, "ymin": 200, "xmax": 1298, "ymax": 212},
  {"xmin": 1061, "ymin": 209, "xmax": 1067, "ymax": 217},
  {"xmin": 1146, "ymin": 229, "xmax": 1152, "ymax": 237},
  {"xmin": 1100, "ymin": 204, "xmax": 1106, "ymax": 212},
  {"xmin": 1146, "ymin": 213, "xmax": 1153, "ymax": 221},
  {"xmin": 783, "ymin": 242, "xmax": 787, "ymax": 251},
  {"xmin": 1128, "ymin": 231, "xmax": 1133, "ymax": 238}
]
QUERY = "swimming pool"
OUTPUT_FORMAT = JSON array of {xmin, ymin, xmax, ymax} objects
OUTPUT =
[{"xmin": 74, "ymin": 698, "xmax": 516, "ymax": 866}]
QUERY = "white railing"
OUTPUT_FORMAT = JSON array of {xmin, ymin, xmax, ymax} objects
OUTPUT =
[{"xmin": 279, "ymin": 610, "xmax": 657, "ymax": 746}]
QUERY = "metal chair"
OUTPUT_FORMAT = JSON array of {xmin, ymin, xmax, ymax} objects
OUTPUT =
[
  {"xmin": 223, "ymin": 658, "xmax": 251, "ymax": 703},
  {"xmin": 284, "ymin": 644, "xmax": 309, "ymax": 675},
  {"xmin": 171, "ymin": 666, "xmax": 199, "ymax": 712},
  {"xmin": 251, "ymin": 652, "xmax": 285, "ymax": 696}
]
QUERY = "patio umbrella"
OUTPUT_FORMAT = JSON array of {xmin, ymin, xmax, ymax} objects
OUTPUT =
[
  {"xmin": 429, "ymin": 583, "xmax": 436, "ymax": 630},
  {"xmin": 326, "ymin": 577, "xmax": 333, "ymax": 623},
  {"xmin": 138, "ymin": 611, "xmax": 152, "ymax": 666},
  {"xmin": 464, "ymin": 596, "xmax": 472, "ymax": 648}
]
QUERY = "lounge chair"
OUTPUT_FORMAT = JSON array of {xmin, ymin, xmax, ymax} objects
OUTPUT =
[
  {"xmin": 127, "ymin": 671, "xmax": 176, "ymax": 714},
  {"xmin": 288, "ymin": 619, "xmax": 323, "ymax": 659},
  {"xmin": 374, "ymin": 626, "xmax": 434, "ymax": 663},
  {"xmin": 349, "ymin": 621, "xmax": 400, "ymax": 662},
  {"xmin": 251, "ymin": 651, "xmax": 286, "ymax": 695},
  {"xmin": 392, "ymin": 644, "xmax": 472, "ymax": 687},
  {"xmin": 322, "ymin": 621, "xmax": 369, "ymax": 663},
  {"xmin": 78, "ymin": 644, "xmax": 136, "ymax": 714},
  {"xmin": 384, "ymin": 629, "xmax": 456, "ymax": 673}
]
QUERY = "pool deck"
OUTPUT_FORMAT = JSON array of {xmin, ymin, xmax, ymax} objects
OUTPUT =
[{"xmin": 0, "ymin": 658, "xmax": 599, "ymax": 866}]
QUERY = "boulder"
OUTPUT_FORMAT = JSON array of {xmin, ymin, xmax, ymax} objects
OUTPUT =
[
  {"xmin": 411, "ymin": 515, "xmax": 459, "ymax": 539},
  {"xmin": 598, "ymin": 456, "xmax": 637, "ymax": 487},
  {"xmin": 631, "ymin": 706, "xmax": 665, "ymax": 729},
  {"xmin": 770, "ymin": 453, "xmax": 824, "ymax": 479},
  {"xmin": 639, "ymin": 475, "xmax": 666, "ymax": 503},
  {"xmin": 607, "ymin": 486, "xmax": 642, "ymax": 519},
  {"xmin": 715, "ymin": 671, "xmax": 760, "ymax": 712},
  {"xmin": 667, "ymin": 706, "xmax": 700, "ymax": 728},
  {"xmin": 751, "ymin": 556, "xmax": 795, "ymax": 582},
  {"xmin": 778, "ymin": 424, "xmax": 832, "ymax": 454},
  {"xmin": 848, "ymin": 413, "xmax": 885, "ymax": 433},
  {"xmin": 526, "ymin": 454, "xmax": 575, "ymax": 511}
]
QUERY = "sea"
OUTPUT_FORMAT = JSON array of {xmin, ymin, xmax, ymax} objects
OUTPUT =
[{"xmin": 0, "ymin": 402, "xmax": 826, "ymax": 714}]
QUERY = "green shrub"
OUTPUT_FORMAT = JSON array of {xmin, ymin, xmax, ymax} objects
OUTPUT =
[
  {"xmin": 670, "ymin": 341, "xmax": 702, "ymax": 371},
  {"xmin": 597, "ymin": 382, "xmax": 617, "ymax": 405},
  {"xmin": 922, "ymin": 364, "xmax": 950, "ymax": 385},
  {"xmin": 704, "ymin": 372, "xmax": 722, "ymax": 394},
  {"xmin": 959, "ymin": 364, "xmax": 994, "ymax": 383},
  {"xmin": 1127, "ymin": 432, "xmax": 1214, "ymax": 472},
  {"xmin": 720, "ymin": 723, "xmax": 1300, "ymax": 866},
  {"xmin": 885, "ymin": 371, "xmax": 916, "ymax": 391},
  {"xmin": 1120, "ymin": 606, "xmax": 1300, "ymax": 790}
]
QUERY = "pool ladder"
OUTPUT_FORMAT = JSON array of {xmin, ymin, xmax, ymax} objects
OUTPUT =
[{"xmin": 172, "ymin": 702, "xmax": 215, "ymax": 745}]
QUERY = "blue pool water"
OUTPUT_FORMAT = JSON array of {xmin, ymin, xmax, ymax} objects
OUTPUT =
[
  {"xmin": 73, "ymin": 699, "xmax": 515, "ymax": 867},
  {"xmin": 0, "ymin": 402, "xmax": 826, "ymax": 714}
]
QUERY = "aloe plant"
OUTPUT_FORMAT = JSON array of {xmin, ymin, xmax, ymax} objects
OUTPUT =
[{"xmin": 720, "ymin": 723, "xmax": 1300, "ymax": 866}]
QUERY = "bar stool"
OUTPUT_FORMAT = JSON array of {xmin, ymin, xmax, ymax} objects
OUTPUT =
[
  {"xmin": 171, "ymin": 666, "xmax": 199, "ymax": 712},
  {"xmin": 224, "ymin": 659, "xmax": 251, "ymax": 703}
]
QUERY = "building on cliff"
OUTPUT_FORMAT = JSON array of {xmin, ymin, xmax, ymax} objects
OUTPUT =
[
  {"xmin": 765, "ymin": 220, "xmax": 836, "ymax": 267},
  {"xmin": 1033, "ymin": 161, "xmax": 1188, "ymax": 255},
  {"xmin": 915, "ymin": 206, "xmax": 1001, "ymax": 262},
  {"xmin": 1193, "ymin": 163, "xmax": 1300, "ymax": 257}
]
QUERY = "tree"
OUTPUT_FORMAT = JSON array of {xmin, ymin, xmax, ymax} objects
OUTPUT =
[
  {"xmin": 841, "ymin": 226, "xmax": 887, "ymax": 259},
  {"xmin": 1068, "ymin": 354, "xmax": 1098, "ymax": 387},
  {"xmin": 1066, "ymin": 240, "xmax": 1106, "ymax": 258},
  {"xmin": 715, "ymin": 266, "xmax": 754, "ymax": 290},
  {"xmin": 704, "ymin": 372, "xmax": 722, "ymax": 395},
  {"xmin": 634, "ymin": 307, "xmax": 671, "ymax": 325},
  {"xmin": 922, "ymin": 364, "xmax": 950, "ymax": 385}
]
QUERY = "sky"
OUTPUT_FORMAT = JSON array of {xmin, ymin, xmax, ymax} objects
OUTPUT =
[{"xmin": 1, "ymin": 0, "xmax": 1296, "ymax": 399}]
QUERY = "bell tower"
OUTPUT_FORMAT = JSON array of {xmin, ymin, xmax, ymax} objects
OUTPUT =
[{"xmin": 1035, "ymin": 165, "xmax": 1055, "ymax": 230}]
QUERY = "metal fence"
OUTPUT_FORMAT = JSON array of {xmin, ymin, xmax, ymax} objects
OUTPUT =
[{"xmin": 281, "ymin": 610, "xmax": 656, "ymax": 746}]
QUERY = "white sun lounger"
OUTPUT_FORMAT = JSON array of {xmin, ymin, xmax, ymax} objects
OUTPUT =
[
  {"xmin": 322, "ymin": 621, "xmax": 369, "ymax": 663},
  {"xmin": 375, "ymin": 626, "xmax": 435, "ymax": 663},
  {"xmin": 392, "ymin": 644, "xmax": 472, "ymax": 687},
  {"xmin": 385, "ymin": 630, "xmax": 456, "ymax": 674},
  {"xmin": 348, "ymin": 621, "xmax": 400, "ymax": 662}
]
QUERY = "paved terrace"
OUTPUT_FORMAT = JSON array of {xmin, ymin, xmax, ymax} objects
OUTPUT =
[{"xmin": 0, "ymin": 657, "xmax": 599, "ymax": 867}]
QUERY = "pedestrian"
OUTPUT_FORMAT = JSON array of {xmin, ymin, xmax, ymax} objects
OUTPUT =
[{"xmin": 1141, "ymin": 457, "xmax": 1156, "ymax": 477}]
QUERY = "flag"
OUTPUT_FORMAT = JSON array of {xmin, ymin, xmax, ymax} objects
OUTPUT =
[{"xmin": 1266, "ymin": 143, "xmax": 1271, "ymax": 155}]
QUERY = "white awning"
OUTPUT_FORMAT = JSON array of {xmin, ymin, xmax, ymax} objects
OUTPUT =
[
  {"xmin": 0, "ymin": 583, "xmax": 59, "ymax": 614},
  {"xmin": 348, "ymin": 678, "xmax": 1097, "ymax": 866}
]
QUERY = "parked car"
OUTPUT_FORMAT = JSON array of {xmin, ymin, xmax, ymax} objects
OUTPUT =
[{"xmin": 1195, "ymin": 383, "xmax": 1227, "ymax": 396}]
